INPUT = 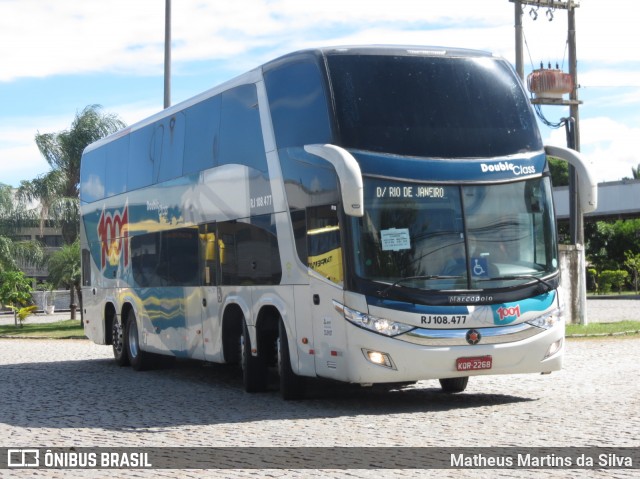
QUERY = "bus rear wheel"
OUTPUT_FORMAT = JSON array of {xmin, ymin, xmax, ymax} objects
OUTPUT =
[
  {"xmin": 111, "ymin": 317, "xmax": 129, "ymax": 367},
  {"xmin": 126, "ymin": 310, "xmax": 152, "ymax": 371},
  {"xmin": 439, "ymin": 377, "xmax": 469, "ymax": 393},
  {"xmin": 240, "ymin": 320, "xmax": 268, "ymax": 393},
  {"xmin": 278, "ymin": 320, "xmax": 306, "ymax": 400}
]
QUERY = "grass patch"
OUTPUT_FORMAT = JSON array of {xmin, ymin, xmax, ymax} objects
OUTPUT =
[
  {"xmin": 0, "ymin": 319, "xmax": 86, "ymax": 339},
  {"xmin": 566, "ymin": 321, "xmax": 640, "ymax": 338},
  {"xmin": 587, "ymin": 291, "xmax": 640, "ymax": 297}
]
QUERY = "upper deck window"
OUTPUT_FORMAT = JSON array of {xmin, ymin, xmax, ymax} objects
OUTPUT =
[
  {"xmin": 264, "ymin": 58, "xmax": 333, "ymax": 149},
  {"xmin": 327, "ymin": 54, "xmax": 542, "ymax": 158}
]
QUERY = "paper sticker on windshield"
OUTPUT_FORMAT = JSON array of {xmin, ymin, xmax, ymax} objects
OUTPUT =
[{"xmin": 381, "ymin": 228, "xmax": 411, "ymax": 251}]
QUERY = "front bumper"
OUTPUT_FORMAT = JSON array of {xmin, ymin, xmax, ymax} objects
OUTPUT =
[{"xmin": 336, "ymin": 319, "xmax": 564, "ymax": 384}]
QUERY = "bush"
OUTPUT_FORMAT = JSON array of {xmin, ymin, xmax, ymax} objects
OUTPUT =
[
  {"xmin": 587, "ymin": 268, "xmax": 598, "ymax": 293},
  {"xmin": 598, "ymin": 270, "xmax": 629, "ymax": 294}
]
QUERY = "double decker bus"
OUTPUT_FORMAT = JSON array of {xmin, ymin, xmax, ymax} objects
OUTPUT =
[{"xmin": 80, "ymin": 46, "xmax": 596, "ymax": 399}]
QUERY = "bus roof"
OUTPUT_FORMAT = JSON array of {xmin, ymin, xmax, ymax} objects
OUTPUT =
[
  {"xmin": 82, "ymin": 45, "xmax": 497, "ymax": 156},
  {"xmin": 270, "ymin": 45, "xmax": 494, "ymax": 62}
]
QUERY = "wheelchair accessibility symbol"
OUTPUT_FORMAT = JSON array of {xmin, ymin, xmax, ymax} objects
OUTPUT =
[{"xmin": 472, "ymin": 258, "xmax": 488, "ymax": 277}]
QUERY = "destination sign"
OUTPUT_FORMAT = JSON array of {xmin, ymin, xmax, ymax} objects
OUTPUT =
[{"xmin": 375, "ymin": 185, "xmax": 446, "ymax": 199}]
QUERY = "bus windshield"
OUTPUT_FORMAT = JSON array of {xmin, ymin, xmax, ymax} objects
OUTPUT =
[
  {"xmin": 351, "ymin": 176, "xmax": 558, "ymax": 292},
  {"xmin": 327, "ymin": 53, "xmax": 542, "ymax": 158}
]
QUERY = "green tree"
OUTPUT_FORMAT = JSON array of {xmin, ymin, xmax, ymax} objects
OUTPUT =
[
  {"xmin": 548, "ymin": 158, "xmax": 569, "ymax": 187},
  {"xmin": 0, "ymin": 184, "xmax": 44, "ymax": 273},
  {"xmin": 632, "ymin": 163, "xmax": 640, "ymax": 180},
  {"xmin": 17, "ymin": 105, "xmax": 126, "ymax": 245},
  {"xmin": 0, "ymin": 270, "xmax": 34, "ymax": 326},
  {"xmin": 47, "ymin": 240, "xmax": 82, "ymax": 322},
  {"xmin": 624, "ymin": 250, "xmax": 640, "ymax": 294},
  {"xmin": 585, "ymin": 219, "xmax": 640, "ymax": 271}
]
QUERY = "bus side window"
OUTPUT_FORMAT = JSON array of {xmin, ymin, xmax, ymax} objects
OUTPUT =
[
  {"xmin": 80, "ymin": 148, "xmax": 106, "ymax": 203},
  {"xmin": 81, "ymin": 248, "xmax": 91, "ymax": 286},
  {"xmin": 164, "ymin": 228, "xmax": 199, "ymax": 286},
  {"xmin": 152, "ymin": 112, "xmax": 186, "ymax": 183},
  {"xmin": 219, "ymin": 85, "xmax": 268, "ymax": 174},
  {"xmin": 217, "ymin": 215, "xmax": 282, "ymax": 286},
  {"xmin": 131, "ymin": 228, "xmax": 199, "ymax": 287},
  {"xmin": 105, "ymin": 136, "xmax": 129, "ymax": 198},
  {"xmin": 306, "ymin": 205, "xmax": 343, "ymax": 284},
  {"xmin": 128, "ymin": 127, "xmax": 154, "ymax": 191},
  {"xmin": 290, "ymin": 209, "xmax": 308, "ymax": 266},
  {"xmin": 184, "ymin": 95, "xmax": 220, "ymax": 175},
  {"xmin": 199, "ymin": 223, "xmax": 217, "ymax": 286}
]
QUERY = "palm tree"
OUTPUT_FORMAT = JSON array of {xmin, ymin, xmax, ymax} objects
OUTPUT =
[
  {"xmin": 47, "ymin": 240, "xmax": 82, "ymax": 322},
  {"xmin": 17, "ymin": 105, "xmax": 126, "ymax": 245},
  {"xmin": 632, "ymin": 163, "xmax": 640, "ymax": 180},
  {"xmin": 0, "ymin": 184, "xmax": 44, "ymax": 273}
]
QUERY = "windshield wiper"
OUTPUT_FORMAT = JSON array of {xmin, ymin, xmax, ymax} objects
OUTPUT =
[
  {"xmin": 377, "ymin": 275, "xmax": 463, "ymax": 298},
  {"xmin": 476, "ymin": 274, "xmax": 555, "ymax": 291}
]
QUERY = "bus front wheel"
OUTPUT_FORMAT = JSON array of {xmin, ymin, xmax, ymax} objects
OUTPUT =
[
  {"xmin": 240, "ymin": 320, "xmax": 268, "ymax": 393},
  {"xmin": 278, "ymin": 320, "xmax": 307, "ymax": 400},
  {"xmin": 439, "ymin": 377, "xmax": 469, "ymax": 393}
]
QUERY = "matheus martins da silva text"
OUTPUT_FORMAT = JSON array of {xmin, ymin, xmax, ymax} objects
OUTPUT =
[{"xmin": 451, "ymin": 452, "xmax": 633, "ymax": 468}]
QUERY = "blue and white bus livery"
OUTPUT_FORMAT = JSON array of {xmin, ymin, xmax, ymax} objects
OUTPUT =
[{"xmin": 80, "ymin": 46, "xmax": 597, "ymax": 399}]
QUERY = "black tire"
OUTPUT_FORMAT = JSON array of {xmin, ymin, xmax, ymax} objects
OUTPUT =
[
  {"xmin": 278, "ymin": 320, "xmax": 307, "ymax": 400},
  {"xmin": 126, "ymin": 310, "xmax": 152, "ymax": 371},
  {"xmin": 439, "ymin": 376, "xmax": 469, "ymax": 393},
  {"xmin": 240, "ymin": 320, "xmax": 268, "ymax": 392},
  {"xmin": 111, "ymin": 316, "xmax": 129, "ymax": 367}
]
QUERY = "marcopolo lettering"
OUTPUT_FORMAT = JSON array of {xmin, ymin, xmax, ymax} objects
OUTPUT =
[{"xmin": 480, "ymin": 162, "xmax": 536, "ymax": 176}]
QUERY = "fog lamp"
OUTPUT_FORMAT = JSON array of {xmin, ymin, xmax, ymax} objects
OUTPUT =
[
  {"xmin": 362, "ymin": 349, "xmax": 396, "ymax": 369},
  {"xmin": 544, "ymin": 337, "xmax": 563, "ymax": 359}
]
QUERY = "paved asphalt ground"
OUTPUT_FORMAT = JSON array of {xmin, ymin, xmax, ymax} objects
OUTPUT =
[
  {"xmin": 0, "ymin": 297, "xmax": 638, "ymax": 479},
  {"xmin": 583, "ymin": 296, "xmax": 640, "ymax": 323}
]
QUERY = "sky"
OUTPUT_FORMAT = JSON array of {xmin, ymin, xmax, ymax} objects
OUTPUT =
[{"xmin": 1, "ymin": 0, "xmax": 639, "ymax": 188}]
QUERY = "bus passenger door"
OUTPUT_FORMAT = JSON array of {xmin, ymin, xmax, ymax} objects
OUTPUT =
[{"xmin": 306, "ymin": 205, "xmax": 349, "ymax": 380}]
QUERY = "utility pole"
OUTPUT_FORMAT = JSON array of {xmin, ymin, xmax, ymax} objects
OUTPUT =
[
  {"xmin": 164, "ymin": 0, "xmax": 171, "ymax": 109},
  {"xmin": 514, "ymin": 0, "xmax": 524, "ymax": 80},
  {"xmin": 511, "ymin": 0, "xmax": 587, "ymax": 324},
  {"xmin": 567, "ymin": 4, "xmax": 582, "ymax": 244}
]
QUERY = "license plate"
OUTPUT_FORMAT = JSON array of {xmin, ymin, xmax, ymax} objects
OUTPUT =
[{"xmin": 456, "ymin": 355, "xmax": 492, "ymax": 371}]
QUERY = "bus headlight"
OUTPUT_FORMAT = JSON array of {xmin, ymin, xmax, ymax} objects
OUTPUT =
[
  {"xmin": 526, "ymin": 308, "xmax": 564, "ymax": 330},
  {"xmin": 334, "ymin": 301, "xmax": 415, "ymax": 337}
]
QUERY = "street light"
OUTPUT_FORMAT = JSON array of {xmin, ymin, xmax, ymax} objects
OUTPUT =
[{"xmin": 164, "ymin": 0, "xmax": 171, "ymax": 109}]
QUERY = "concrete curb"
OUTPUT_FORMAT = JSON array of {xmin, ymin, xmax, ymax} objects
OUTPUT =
[
  {"xmin": 587, "ymin": 295, "xmax": 640, "ymax": 300},
  {"xmin": 566, "ymin": 330, "xmax": 640, "ymax": 339}
]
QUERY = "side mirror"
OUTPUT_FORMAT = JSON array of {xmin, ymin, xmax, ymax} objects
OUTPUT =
[
  {"xmin": 545, "ymin": 145, "xmax": 598, "ymax": 214},
  {"xmin": 304, "ymin": 144, "xmax": 364, "ymax": 217}
]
